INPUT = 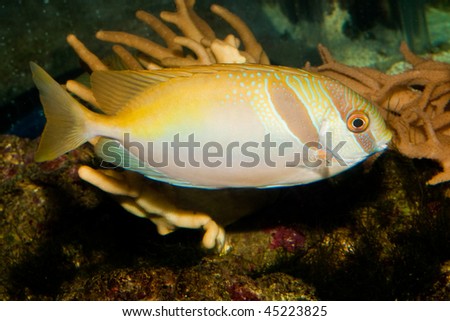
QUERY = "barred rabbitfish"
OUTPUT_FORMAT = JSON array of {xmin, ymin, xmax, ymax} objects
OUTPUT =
[{"xmin": 30, "ymin": 62, "xmax": 392, "ymax": 188}]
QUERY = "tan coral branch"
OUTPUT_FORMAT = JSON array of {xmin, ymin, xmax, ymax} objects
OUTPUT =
[
  {"xmin": 112, "ymin": 45, "xmax": 144, "ymax": 70},
  {"xmin": 66, "ymin": 34, "xmax": 108, "ymax": 71},
  {"xmin": 96, "ymin": 30, "xmax": 175, "ymax": 63},
  {"xmin": 210, "ymin": 38, "xmax": 246, "ymax": 64},
  {"xmin": 160, "ymin": 0, "xmax": 206, "ymax": 43},
  {"xmin": 183, "ymin": 0, "xmax": 216, "ymax": 40},
  {"xmin": 210, "ymin": 4, "xmax": 269, "ymax": 64},
  {"xmin": 399, "ymin": 41, "xmax": 426, "ymax": 66},
  {"xmin": 65, "ymin": 80, "xmax": 98, "ymax": 108},
  {"xmin": 173, "ymin": 36, "xmax": 214, "ymax": 65},
  {"xmin": 135, "ymin": 10, "xmax": 183, "ymax": 54}
]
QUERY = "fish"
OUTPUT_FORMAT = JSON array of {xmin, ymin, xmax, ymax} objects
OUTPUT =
[{"xmin": 30, "ymin": 62, "xmax": 392, "ymax": 188}]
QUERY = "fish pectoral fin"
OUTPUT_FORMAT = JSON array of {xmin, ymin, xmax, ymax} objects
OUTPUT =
[
  {"xmin": 94, "ymin": 137, "xmax": 164, "ymax": 179},
  {"xmin": 94, "ymin": 137, "xmax": 193, "ymax": 187}
]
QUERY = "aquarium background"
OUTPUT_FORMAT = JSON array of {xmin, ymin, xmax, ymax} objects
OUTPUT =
[{"xmin": 1, "ymin": 0, "xmax": 450, "ymax": 137}]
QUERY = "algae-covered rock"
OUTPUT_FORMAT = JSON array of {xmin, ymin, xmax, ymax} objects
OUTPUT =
[
  {"xmin": 0, "ymin": 135, "xmax": 449, "ymax": 300},
  {"xmin": 0, "ymin": 135, "xmax": 102, "ymax": 299}
]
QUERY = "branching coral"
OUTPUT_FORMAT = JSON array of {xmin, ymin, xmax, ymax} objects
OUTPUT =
[
  {"xmin": 305, "ymin": 43, "xmax": 450, "ymax": 186},
  {"xmin": 67, "ymin": 0, "xmax": 269, "ymax": 73}
]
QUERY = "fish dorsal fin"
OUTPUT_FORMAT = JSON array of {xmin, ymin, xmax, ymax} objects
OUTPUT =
[
  {"xmin": 91, "ymin": 69, "xmax": 193, "ymax": 115},
  {"xmin": 91, "ymin": 64, "xmax": 313, "ymax": 115}
]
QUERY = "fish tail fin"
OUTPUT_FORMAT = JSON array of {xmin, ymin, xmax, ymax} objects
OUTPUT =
[{"xmin": 30, "ymin": 62, "xmax": 93, "ymax": 162}]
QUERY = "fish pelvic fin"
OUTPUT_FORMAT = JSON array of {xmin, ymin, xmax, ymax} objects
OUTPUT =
[{"xmin": 30, "ymin": 62, "xmax": 93, "ymax": 162}]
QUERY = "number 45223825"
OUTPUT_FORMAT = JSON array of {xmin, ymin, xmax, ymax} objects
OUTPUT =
[{"xmin": 263, "ymin": 305, "xmax": 327, "ymax": 317}]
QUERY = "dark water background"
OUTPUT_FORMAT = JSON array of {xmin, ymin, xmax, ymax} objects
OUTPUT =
[{"xmin": 0, "ymin": 0, "xmax": 448, "ymax": 137}]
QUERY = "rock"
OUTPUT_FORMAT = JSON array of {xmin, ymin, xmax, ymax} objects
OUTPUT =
[{"xmin": 1, "ymin": 135, "xmax": 448, "ymax": 300}]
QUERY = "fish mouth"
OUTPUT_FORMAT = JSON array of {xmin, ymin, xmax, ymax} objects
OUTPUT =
[
  {"xmin": 378, "ymin": 142, "xmax": 389, "ymax": 151},
  {"xmin": 377, "ymin": 129, "xmax": 394, "ymax": 151},
  {"xmin": 384, "ymin": 139, "xmax": 397, "ymax": 151}
]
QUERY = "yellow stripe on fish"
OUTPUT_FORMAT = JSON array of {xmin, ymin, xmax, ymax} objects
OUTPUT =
[{"xmin": 30, "ymin": 62, "xmax": 392, "ymax": 188}]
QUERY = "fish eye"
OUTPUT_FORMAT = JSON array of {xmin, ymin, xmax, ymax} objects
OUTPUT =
[{"xmin": 347, "ymin": 112, "xmax": 369, "ymax": 133}]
